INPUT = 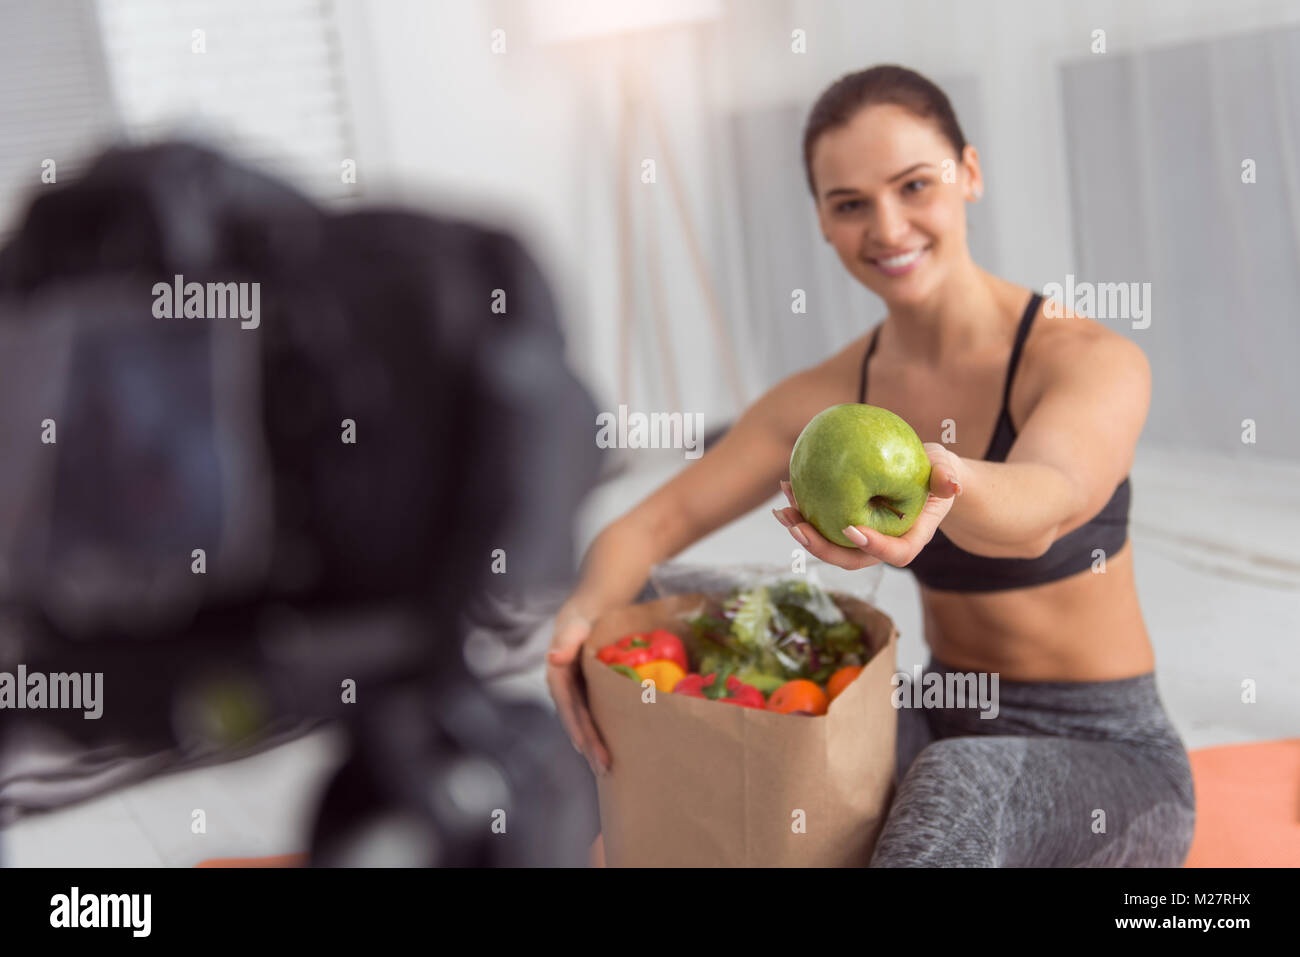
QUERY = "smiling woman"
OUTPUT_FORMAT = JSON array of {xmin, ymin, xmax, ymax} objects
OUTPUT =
[
  {"xmin": 548, "ymin": 63, "xmax": 1195, "ymax": 868},
  {"xmin": 802, "ymin": 68, "xmax": 982, "ymax": 317}
]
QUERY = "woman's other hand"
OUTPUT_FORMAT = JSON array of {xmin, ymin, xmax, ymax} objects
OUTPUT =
[
  {"xmin": 771, "ymin": 442, "xmax": 965, "ymax": 569},
  {"xmin": 545, "ymin": 602, "xmax": 611, "ymax": 777}
]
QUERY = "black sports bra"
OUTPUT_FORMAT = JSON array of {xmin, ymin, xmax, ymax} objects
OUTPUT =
[{"xmin": 857, "ymin": 291, "xmax": 1131, "ymax": 592}]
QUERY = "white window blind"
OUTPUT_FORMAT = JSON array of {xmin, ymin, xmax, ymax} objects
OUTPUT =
[
  {"xmin": 0, "ymin": 0, "xmax": 120, "ymax": 233},
  {"xmin": 94, "ymin": 0, "xmax": 358, "ymax": 202},
  {"xmin": 93, "ymin": 0, "xmax": 356, "ymax": 200},
  {"xmin": 1, "ymin": 0, "xmax": 359, "ymax": 236}
]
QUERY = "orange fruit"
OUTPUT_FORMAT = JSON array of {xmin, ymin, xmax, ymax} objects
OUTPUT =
[
  {"xmin": 826, "ymin": 665, "xmax": 864, "ymax": 702},
  {"xmin": 766, "ymin": 679, "xmax": 829, "ymax": 716}
]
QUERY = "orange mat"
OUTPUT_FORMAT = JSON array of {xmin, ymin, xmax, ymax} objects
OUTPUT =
[
  {"xmin": 193, "ymin": 739, "xmax": 1300, "ymax": 868},
  {"xmin": 1183, "ymin": 738, "xmax": 1300, "ymax": 867}
]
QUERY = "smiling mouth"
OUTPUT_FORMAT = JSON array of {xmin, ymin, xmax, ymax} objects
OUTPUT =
[{"xmin": 867, "ymin": 245, "xmax": 931, "ymax": 268}]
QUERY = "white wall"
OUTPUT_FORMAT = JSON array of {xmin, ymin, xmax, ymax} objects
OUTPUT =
[{"xmin": 336, "ymin": 0, "xmax": 1300, "ymax": 442}]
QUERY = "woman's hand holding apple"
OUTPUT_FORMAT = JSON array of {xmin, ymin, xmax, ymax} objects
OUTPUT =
[{"xmin": 772, "ymin": 442, "xmax": 965, "ymax": 570}]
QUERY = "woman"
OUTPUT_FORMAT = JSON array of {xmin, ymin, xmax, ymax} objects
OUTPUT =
[{"xmin": 547, "ymin": 65, "xmax": 1196, "ymax": 867}]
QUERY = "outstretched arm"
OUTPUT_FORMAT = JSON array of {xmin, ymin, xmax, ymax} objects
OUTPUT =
[
  {"xmin": 774, "ymin": 332, "xmax": 1151, "ymax": 566},
  {"xmin": 925, "ymin": 332, "xmax": 1151, "ymax": 560}
]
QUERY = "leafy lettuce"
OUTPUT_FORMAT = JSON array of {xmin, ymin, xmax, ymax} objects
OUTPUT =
[{"xmin": 684, "ymin": 579, "xmax": 868, "ymax": 685}]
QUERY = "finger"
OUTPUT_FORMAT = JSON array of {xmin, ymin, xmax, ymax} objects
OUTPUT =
[
  {"xmin": 557, "ymin": 634, "xmax": 611, "ymax": 772},
  {"xmin": 546, "ymin": 614, "xmax": 599, "ymax": 767},
  {"xmin": 922, "ymin": 444, "xmax": 963, "ymax": 498},
  {"xmin": 548, "ymin": 665, "xmax": 606, "ymax": 777},
  {"xmin": 843, "ymin": 522, "xmax": 913, "ymax": 567},
  {"xmin": 929, "ymin": 464, "xmax": 963, "ymax": 498},
  {"xmin": 875, "ymin": 492, "xmax": 958, "ymax": 565},
  {"xmin": 772, "ymin": 505, "xmax": 802, "ymax": 528},
  {"xmin": 779, "ymin": 479, "xmax": 796, "ymax": 508},
  {"xmin": 788, "ymin": 520, "xmax": 879, "ymax": 570},
  {"xmin": 550, "ymin": 610, "xmax": 591, "ymax": 649},
  {"xmin": 904, "ymin": 490, "xmax": 957, "ymax": 542},
  {"xmin": 843, "ymin": 493, "xmax": 951, "ymax": 565},
  {"xmin": 575, "ymin": 695, "xmax": 611, "ymax": 771},
  {"xmin": 776, "ymin": 501, "xmax": 882, "ymax": 568},
  {"xmin": 545, "ymin": 664, "xmax": 594, "ymax": 764},
  {"xmin": 546, "ymin": 615, "xmax": 590, "ymax": 671},
  {"xmin": 546, "ymin": 643, "xmax": 576, "ymax": 667}
]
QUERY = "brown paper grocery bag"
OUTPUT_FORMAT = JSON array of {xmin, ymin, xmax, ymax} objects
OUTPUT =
[{"xmin": 581, "ymin": 591, "xmax": 899, "ymax": 867}]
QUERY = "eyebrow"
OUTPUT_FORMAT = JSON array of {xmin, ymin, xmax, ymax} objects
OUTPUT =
[{"xmin": 822, "ymin": 163, "xmax": 935, "ymax": 200}]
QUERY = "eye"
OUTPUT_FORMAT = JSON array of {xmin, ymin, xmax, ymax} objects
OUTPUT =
[
  {"xmin": 835, "ymin": 199, "xmax": 865, "ymax": 213},
  {"xmin": 902, "ymin": 178, "xmax": 928, "ymax": 194}
]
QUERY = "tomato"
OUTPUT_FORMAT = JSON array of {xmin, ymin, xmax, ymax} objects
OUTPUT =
[
  {"xmin": 826, "ymin": 665, "xmax": 864, "ymax": 702},
  {"xmin": 767, "ymin": 679, "xmax": 829, "ymax": 716}
]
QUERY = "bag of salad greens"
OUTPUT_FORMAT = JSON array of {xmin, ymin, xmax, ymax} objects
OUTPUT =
[{"xmin": 581, "ymin": 564, "xmax": 899, "ymax": 867}]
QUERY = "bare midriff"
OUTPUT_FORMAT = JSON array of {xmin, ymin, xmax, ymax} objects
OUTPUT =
[
  {"xmin": 855, "ymin": 287, "xmax": 1157, "ymax": 682},
  {"xmin": 920, "ymin": 539, "xmax": 1156, "ymax": 681}
]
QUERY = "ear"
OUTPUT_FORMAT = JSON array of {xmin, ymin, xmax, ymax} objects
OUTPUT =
[{"xmin": 961, "ymin": 144, "xmax": 984, "ymax": 201}]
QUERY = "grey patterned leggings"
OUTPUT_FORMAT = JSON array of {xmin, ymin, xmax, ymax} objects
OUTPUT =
[{"xmin": 869, "ymin": 655, "xmax": 1197, "ymax": 867}]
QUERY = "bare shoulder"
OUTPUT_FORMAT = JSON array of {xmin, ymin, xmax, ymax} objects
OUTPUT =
[
  {"xmin": 823, "ymin": 324, "xmax": 877, "ymax": 380},
  {"xmin": 816, "ymin": 326, "xmax": 880, "ymax": 406},
  {"xmin": 747, "ymin": 329, "xmax": 874, "ymax": 443},
  {"xmin": 1020, "ymin": 292, "xmax": 1149, "ymax": 404}
]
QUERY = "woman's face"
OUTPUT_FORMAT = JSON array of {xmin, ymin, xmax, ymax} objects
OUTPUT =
[{"xmin": 810, "ymin": 104, "xmax": 981, "ymax": 307}]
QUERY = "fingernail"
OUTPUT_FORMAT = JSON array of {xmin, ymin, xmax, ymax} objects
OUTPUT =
[
  {"xmin": 772, "ymin": 507, "xmax": 792, "ymax": 527},
  {"xmin": 843, "ymin": 525, "xmax": 869, "ymax": 546},
  {"xmin": 790, "ymin": 526, "xmax": 809, "ymax": 547}
]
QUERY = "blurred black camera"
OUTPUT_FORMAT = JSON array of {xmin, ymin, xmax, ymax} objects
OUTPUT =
[{"xmin": 0, "ymin": 141, "xmax": 601, "ymax": 866}]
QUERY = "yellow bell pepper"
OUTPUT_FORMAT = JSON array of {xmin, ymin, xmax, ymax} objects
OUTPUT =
[{"xmin": 633, "ymin": 659, "xmax": 685, "ymax": 692}]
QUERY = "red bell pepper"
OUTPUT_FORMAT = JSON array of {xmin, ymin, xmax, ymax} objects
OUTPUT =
[
  {"xmin": 673, "ymin": 667, "xmax": 765, "ymax": 710},
  {"xmin": 597, "ymin": 629, "xmax": 688, "ymax": 671}
]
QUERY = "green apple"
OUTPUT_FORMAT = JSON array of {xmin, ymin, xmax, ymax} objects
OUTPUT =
[{"xmin": 788, "ymin": 403, "xmax": 932, "ymax": 547}]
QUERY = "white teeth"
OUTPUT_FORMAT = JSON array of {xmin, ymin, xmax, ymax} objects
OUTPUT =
[{"xmin": 876, "ymin": 247, "xmax": 925, "ymax": 268}]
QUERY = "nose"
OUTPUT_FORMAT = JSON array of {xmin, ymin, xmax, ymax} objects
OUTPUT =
[{"xmin": 866, "ymin": 197, "xmax": 911, "ymax": 251}]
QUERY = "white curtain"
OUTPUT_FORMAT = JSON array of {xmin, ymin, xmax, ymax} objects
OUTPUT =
[{"xmin": 1062, "ymin": 24, "xmax": 1300, "ymax": 462}]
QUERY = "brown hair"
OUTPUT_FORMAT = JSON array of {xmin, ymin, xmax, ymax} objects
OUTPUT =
[{"xmin": 802, "ymin": 64, "xmax": 967, "ymax": 199}]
